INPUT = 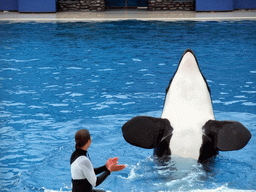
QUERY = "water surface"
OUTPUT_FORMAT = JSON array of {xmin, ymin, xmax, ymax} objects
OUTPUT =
[{"xmin": 0, "ymin": 20, "xmax": 255, "ymax": 192}]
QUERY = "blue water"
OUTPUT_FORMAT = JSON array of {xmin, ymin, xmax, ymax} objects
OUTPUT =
[{"xmin": 0, "ymin": 20, "xmax": 255, "ymax": 192}]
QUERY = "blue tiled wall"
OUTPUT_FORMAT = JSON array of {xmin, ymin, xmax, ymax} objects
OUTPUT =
[
  {"xmin": 0, "ymin": 0, "xmax": 18, "ymax": 11},
  {"xmin": 196, "ymin": 0, "xmax": 234, "ymax": 11},
  {"xmin": 18, "ymin": 0, "xmax": 56, "ymax": 12},
  {"xmin": 0, "ymin": 0, "xmax": 56, "ymax": 12},
  {"xmin": 196, "ymin": 0, "xmax": 256, "ymax": 11},
  {"xmin": 234, "ymin": 0, "xmax": 256, "ymax": 9}
]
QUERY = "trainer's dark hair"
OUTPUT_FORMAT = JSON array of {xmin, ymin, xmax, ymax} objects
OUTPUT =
[{"xmin": 75, "ymin": 129, "xmax": 91, "ymax": 149}]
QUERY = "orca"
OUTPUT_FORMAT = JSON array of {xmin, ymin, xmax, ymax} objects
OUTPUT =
[{"xmin": 122, "ymin": 49, "xmax": 251, "ymax": 162}]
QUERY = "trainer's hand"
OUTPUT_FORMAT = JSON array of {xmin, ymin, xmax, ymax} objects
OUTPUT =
[
  {"xmin": 106, "ymin": 157, "xmax": 126, "ymax": 173},
  {"xmin": 109, "ymin": 164, "xmax": 126, "ymax": 172},
  {"xmin": 106, "ymin": 157, "xmax": 117, "ymax": 170}
]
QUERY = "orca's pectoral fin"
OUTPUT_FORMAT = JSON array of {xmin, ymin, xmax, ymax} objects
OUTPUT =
[
  {"xmin": 203, "ymin": 120, "xmax": 251, "ymax": 151},
  {"xmin": 122, "ymin": 116, "xmax": 173, "ymax": 149}
]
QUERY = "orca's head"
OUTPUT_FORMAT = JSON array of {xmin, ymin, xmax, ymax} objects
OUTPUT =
[
  {"xmin": 161, "ymin": 49, "xmax": 214, "ymax": 125},
  {"xmin": 166, "ymin": 49, "xmax": 211, "ymax": 95}
]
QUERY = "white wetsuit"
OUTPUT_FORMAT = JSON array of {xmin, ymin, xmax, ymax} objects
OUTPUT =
[{"xmin": 70, "ymin": 149, "xmax": 110, "ymax": 192}]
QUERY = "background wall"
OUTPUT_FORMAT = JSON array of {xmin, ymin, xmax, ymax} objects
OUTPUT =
[
  {"xmin": 196, "ymin": 0, "xmax": 233, "ymax": 11},
  {"xmin": 18, "ymin": 0, "xmax": 57, "ymax": 12},
  {"xmin": 234, "ymin": 0, "xmax": 256, "ymax": 10},
  {"xmin": 1, "ymin": 0, "xmax": 256, "ymax": 12},
  {"xmin": 0, "ymin": 0, "xmax": 56, "ymax": 12},
  {"xmin": 0, "ymin": 0, "xmax": 18, "ymax": 11},
  {"xmin": 196, "ymin": 0, "xmax": 256, "ymax": 11}
]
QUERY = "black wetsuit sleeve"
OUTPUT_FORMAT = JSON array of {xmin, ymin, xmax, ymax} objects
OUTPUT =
[
  {"xmin": 94, "ymin": 165, "xmax": 108, "ymax": 175},
  {"xmin": 95, "ymin": 169, "xmax": 111, "ymax": 187}
]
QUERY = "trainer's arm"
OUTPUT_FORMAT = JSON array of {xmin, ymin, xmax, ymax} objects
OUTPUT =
[
  {"xmin": 94, "ymin": 165, "xmax": 108, "ymax": 175},
  {"xmin": 95, "ymin": 169, "xmax": 111, "ymax": 187},
  {"xmin": 95, "ymin": 157, "xmax": 126, "ymax": 187}
]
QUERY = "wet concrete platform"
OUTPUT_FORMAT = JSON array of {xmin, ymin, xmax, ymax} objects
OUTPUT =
[{"xmin": 0, "ymin": 10, "xmax": 256, "ymax": 22}]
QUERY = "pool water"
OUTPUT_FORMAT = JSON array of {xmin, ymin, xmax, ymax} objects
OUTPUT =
[{"xmin": 0, "ymin": 20, "xmax": 255, "ymax": 192}]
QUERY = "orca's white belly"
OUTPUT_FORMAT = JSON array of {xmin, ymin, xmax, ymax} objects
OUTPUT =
[
  {"xmin": 162, "ymin": 103, "xmax": 214, "ymax": 159},
  {"xmin": 169, "ymin": 129, "xmax": 202, "ymax": 159},
  {"xmin": 161, "ymin": 51, "xmax": 215, "ymax": 159}
]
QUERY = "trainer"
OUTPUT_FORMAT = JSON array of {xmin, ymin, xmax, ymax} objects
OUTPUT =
[{"xmin": 70, "ymin": 129, "xmax": 126, "ymax": 192}]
